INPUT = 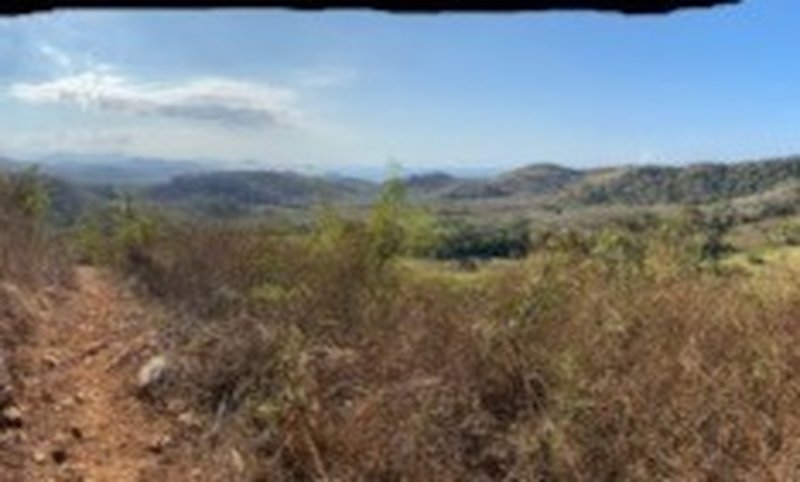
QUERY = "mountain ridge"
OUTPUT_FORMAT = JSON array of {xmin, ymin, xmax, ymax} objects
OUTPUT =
[
  {"xmin": 141, "ymin": 156, "xmax": 800, "ymax": 213},
  {"xmin": 3, "ymin": 154, "xmax": 800, "ymax": 216}
]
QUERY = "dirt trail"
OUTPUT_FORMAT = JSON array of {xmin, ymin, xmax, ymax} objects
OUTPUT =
[{"xmin": 6, "ymin": 267, "xmax": 182, "ymax": 482}]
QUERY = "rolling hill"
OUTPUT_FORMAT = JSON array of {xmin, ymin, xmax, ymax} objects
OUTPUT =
[
  {"xmin": 3, "ymin": 154, "xmax": 800, "ymax": 223},
  {"xmin": 146, "ymin": 170, "xmax": 377, "ymax": 209}
]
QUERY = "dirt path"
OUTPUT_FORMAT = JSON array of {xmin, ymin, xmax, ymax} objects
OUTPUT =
[{"xmin": 6, "ymin": 267, "xmax": 181, "ymax": 482}]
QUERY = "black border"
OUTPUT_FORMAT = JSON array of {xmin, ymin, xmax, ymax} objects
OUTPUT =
[{"xmin": 1, "ymin": 0, "xmax": 739, "ymax": 16}]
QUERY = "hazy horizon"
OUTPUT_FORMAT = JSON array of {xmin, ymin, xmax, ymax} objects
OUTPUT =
[{"xmin": 5, "ymin": 149, "xmax": 800, "ymax": 185}]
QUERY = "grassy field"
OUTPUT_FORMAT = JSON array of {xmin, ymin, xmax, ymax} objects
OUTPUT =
[
  {"xmin": 82, "ymin": 201, "xmax": 800, "ymax": 481},
  {"xmin": 724, "ymin": 245, "xmax": 800, "ymax": 271},
  {"xmin": 8, "ymin": 168, "xmax": 800, "ymax": 481}
]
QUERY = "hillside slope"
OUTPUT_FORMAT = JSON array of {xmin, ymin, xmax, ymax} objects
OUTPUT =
[
  {"xmin": 4, "ymin": 155, "xmax": 800, "ymax": 222},
  {"xmin": 147, "ymin": 170, "xmax": 377, "ymax": 208},
  {"xmin": 142, "ymin": 156, "xmax": 800, "ymax": 212},
  {"xmin": 569, "ymin": 157, "xmax": 800, "ymax": 205}
]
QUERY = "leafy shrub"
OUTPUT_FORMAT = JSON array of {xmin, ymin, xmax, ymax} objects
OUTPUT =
[
  {"xmin": 771, "ymin": 221, "xmax": 800, "ymax": 246},
  {"xmin": 72, "ymin": 195, "xmax": 162, "ymax": 272},
  {"xmin": 367, "ymin": 176, "xmax": 439, "ymax": 265},
  {"xmin": 433, "ymin": 219, "xmax": 530, "ymax": 260}
]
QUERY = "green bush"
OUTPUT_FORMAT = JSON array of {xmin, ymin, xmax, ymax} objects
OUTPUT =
[
  {"xmin": 771, "ymin": 221, "xmax": 800, "ymax": 246},
  {"xmin": 433, "ymin": 219, "xmax": 530, "ymax": 260},
  {"xmin": 367, "ymin": 176, "xmax": 439, "ymax": 266},
  {"xmin": 71, "ymin": 195, "xmax": 162, "ymax": 271}
]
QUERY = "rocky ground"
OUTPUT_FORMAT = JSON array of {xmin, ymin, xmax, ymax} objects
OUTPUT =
[{"xmin": 0, "ymin": 267, "xmax": 234, "ymax": 482}]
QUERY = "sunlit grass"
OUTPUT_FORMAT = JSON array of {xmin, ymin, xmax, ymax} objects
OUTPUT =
[{"xmin": 723, "ymin": 245, "xmax": 800, "ymax": 272}]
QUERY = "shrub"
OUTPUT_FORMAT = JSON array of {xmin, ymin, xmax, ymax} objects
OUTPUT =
[
  {"xmin": 367, "ymin": 176, "xmax": 439, "ymax": 265},
  {"xmin": 71, "ymin": 195, "xmax": 163, "ymax": 275},
  {"xmin": 109, "ymin": 191, "xmax": 800, "ymax": 481},
  {"xmin": 433, "ymin": 219, "xmax": 530, "ymax": 261},
  {"xmin": 771, "ymin": 221, "xmax": 800, "ymax": 246}
]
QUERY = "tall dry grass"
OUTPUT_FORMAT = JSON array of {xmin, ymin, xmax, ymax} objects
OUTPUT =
[
  {"xmin": 1, "ymin": 170, "xmax": 71, "ymax": 413},
  {"xmin": 106, "ymin": 204, "xmax": 800, "ymax": 481},
  {"xmin": 0, "ymin": 172, "xmax": 70, "ymax": 288}
]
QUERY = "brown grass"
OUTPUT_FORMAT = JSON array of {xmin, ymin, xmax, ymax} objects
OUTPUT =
[
  {"xmin": 0, "ymin": 173, "xmax": 70, "ymax": 288},
  {"xmin": 110, "ymin": 211, "xmax": 800, "ymax": 481},
  {"xmin": 1, "ymin": 170, "xmax": 71, "ymax": 451}
]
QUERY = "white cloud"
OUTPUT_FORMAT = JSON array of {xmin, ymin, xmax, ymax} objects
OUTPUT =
[
  {"xmin": 3, "ymin": 46, "xmax": 361, "ymax": 165},
  {"xmin": 9, "ymin": 69, "xmax": 303, "ymax": 129}
]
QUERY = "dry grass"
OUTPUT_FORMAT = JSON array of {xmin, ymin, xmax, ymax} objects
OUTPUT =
[
  {"xmin": 111, "ymin": 211, "xmax": 800, "ymax": 481},
  {"xmin": 0, "ymin": 173, "xmax": 70, "ymax": 288},
  {"xmin": 1, "ymin": 171, "xmax": 71, "ymax": 446}
]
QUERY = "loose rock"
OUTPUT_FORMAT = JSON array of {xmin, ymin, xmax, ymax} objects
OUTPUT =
[
  {"xmin": 147, "ymin": 434, "xmax": 172, "ymax": 454},
  {"xmin": 33, "ymin": 450, "xmax": 47, "ymax": 464},
  {"xmin": 177, "ymin": 411, "xmax": 201, "ymax": 429},
  {"xmin": 230, "ymin": 448, "xmax": 246, "ymax": 473},
  {"xmin": 42, "ymin": 353, "xmax": 59, "ymax": 369},
  {"xmin": 0, "ymin": 405, "xmax": 23, "ymax": 429},
  {"xmin": 137, "ymin": 355, "xmax": 169, "ymax": 394}
]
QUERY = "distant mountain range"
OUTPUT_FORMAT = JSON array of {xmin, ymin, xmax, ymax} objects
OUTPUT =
[
  {"xmin": 429, "ymin": 158, "xmax": 800, "ymax": 205},
  {"xmin": 147, "ymin": 170, "xmax": 376, "ymax": 209},
  {"xmin": 2, "ymin": 153, "xmax": 799, "ymax": 221},
  {"xmin": 142, "ymin": 156, "xmax": 800, "ymax": 212},
  {"xmin": 33, "ymin": 153, "xmax": 209, "ymax": 185}
]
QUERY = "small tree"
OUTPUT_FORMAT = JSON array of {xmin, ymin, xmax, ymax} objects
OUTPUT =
[
  {"xmin": 109, "ymin": 194, "xmax": 160, "ymax": 269},
  {"xmin": 368, "ymin": 176, "xmax": 407, "ymax": 267},
  {"xmin": 700, "ymin": 204, "xmax": 735, "ymax": 261},
  {"xmin": 2, "ymin": 166, "xmax": 51, "ymax": 220},
  {"xmin": 367, "ymin": 173, "xmax": 438, "ymax": 268}
]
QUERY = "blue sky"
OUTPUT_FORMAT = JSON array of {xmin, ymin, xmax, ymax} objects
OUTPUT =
[{"xmin": 1, "ymin": 3, "xmax": 799, "ymax": 174}]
